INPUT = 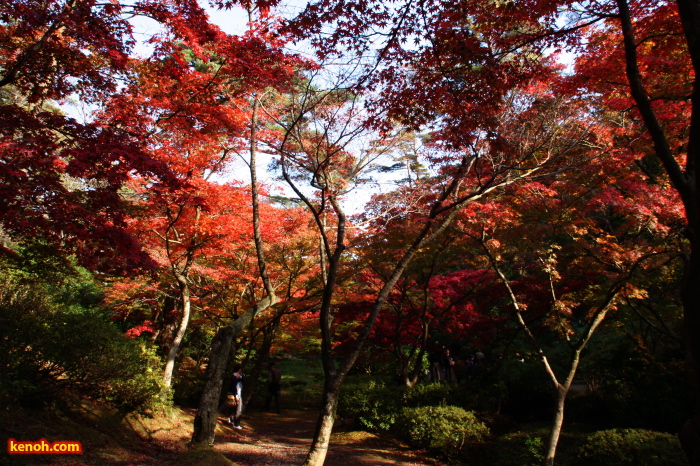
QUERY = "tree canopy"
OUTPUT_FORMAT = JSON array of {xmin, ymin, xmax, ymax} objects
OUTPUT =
[{"xmin": 1, "ymin": 0, "xmax": 698, "ymax": 464}]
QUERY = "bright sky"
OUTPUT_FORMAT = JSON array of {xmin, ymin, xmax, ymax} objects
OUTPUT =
[{"xmin": 199, "ymin": 1, "xmax": 387, "ymax": 214}]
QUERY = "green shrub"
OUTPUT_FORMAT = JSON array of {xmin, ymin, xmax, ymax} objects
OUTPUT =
[
  {"xmin": 494, "ymin": 431, "xmax": 547, "ymax": 466},
  {"xmin": 337, "ymin": 377, "xmax": 403, "ymax": 431},
  {"xmin": 0, "ymin": 279, "xmax": 167, "ymax": 412},
  {"xmin": 575, "ymin": 428, "xmax": 688, "ymax": 465},
  {"xmin": 397, "ymin": 405, "xmax": 489, "ymax": 458},
  {"xmin": 403, "ymin": 381, "xmax": 457, "ymax": 407}
]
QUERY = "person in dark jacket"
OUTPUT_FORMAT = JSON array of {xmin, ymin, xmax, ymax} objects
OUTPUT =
[{"xmin": 228, "ymin": 364, "xmax": 245, "ymax": 429}]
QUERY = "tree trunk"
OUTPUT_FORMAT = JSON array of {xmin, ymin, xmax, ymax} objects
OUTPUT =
[
  {"xmin": 191, "ymin": 295, "xmax": 277, "ymax": 445},
  {"xmin": 398, "ymin": 341, "xmax": 428, "ymax": 387},
  {"xmin": 191, "ymin": 324, "xmax": 234, "ymax": 445},
  {"xmin": 155, "ymin": 295, "xmax": 179, "ymax": 356},
  {"xmin": 482, "ymin": 236, "xmax": 629, "ymax": 466},
  {"xmin": 163, "ymin": 275, "xmax": 191, "ymax": 388},
  {"xmin": 542, "ymin": 353, "xmax": 581, "ymax": 466},
  {"xmin": 392, "ymin": 301, "xmax": 428, "ymax": 387},
  {"xmin": 408, "ymin": 345, "xmax": 427, "ymax": 386},
  {"xmin": 408, "ymin": 326, "xmax": 431, "ymax": 386},
  {"xmin": 304, "ymin": 386, "xmax": 340, "ymax": 466},
  {"xmin": 544, "ymin": 385, "xmax": 569, "ymax": 466}
]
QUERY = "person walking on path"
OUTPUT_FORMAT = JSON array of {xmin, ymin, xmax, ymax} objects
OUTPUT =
[
  {"xmin": 228, "ymin": 364, "xmax": 245, "ymax": 429},
  {"xmin": 264, "ymin": 361, "xmax": 282, "ymax": 413}
]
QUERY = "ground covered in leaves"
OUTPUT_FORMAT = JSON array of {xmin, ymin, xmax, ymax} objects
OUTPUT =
[{"xmin": 1, "ymin": 400, "xmax": 441, "ymax": 465}]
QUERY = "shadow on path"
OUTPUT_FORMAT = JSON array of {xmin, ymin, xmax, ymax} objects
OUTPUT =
[{"xmin": 213, "ymin": 409, "xmax": 441, "ymax": 466}]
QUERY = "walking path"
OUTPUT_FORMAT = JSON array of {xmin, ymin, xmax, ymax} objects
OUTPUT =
[
  {"xmin": 0, "ymin": 403, "xmax": 441, "ymax": 465},
  {"xmin": 212, "ymin": 409, "xmax": 441, "ymax": 466}
]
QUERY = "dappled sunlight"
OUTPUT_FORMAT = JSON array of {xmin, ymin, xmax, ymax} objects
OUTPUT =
[{"xmin": 213, "ymin": 408, "xmax": 440, "ymax": 466}]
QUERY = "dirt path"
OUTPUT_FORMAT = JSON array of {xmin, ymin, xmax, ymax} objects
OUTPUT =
[
  {"xmin": 1, "ymin": 404, "xmax": 441, "ymax": 466},
  {"xmin": 212, "ymin": 409, "xmax": 441, "ymax": 466}
]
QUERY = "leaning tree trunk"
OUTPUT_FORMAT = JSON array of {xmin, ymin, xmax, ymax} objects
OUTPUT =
[
  {"xmin": 191, "ymin": 79, "xmax": 281, "ymax": 444},
  {"xmin": 191, "ymin": 296, "xmax": 277, "ymax": 445},
  {"xmin": 163, "ymin": 273, "xmax": 191, "ymax": 388},
  {"xmin": 408, "ymin": 346, "xmax": 428, "ymax": 387},
  {"xmin": 304, "ymin": 385, "xmax": 341, "ymax": 466}
]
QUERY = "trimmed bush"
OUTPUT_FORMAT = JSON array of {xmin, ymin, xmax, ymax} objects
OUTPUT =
[
  {"xmin": 337, "ymin": 377, "xmax": 403, "ymax": 431},
  {"xmin": 575, "ymin": 428, "xmax": 688, "ymax": 465},
  {"xmin": 397, "ymin": 405, "xmax": 489, "ymax": 458},
  {"xmin": 403, "ymin": 381, "xmax": 457, "ymax": 408}
]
